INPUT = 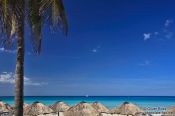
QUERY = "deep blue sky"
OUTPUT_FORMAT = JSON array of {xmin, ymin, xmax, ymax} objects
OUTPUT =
[{"xmin": 1, "ymin": 0, "xmax": 175, "ymax": 96}]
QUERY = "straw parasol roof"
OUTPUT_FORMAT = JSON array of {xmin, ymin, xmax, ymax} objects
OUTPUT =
[
  {"xmin": 91, "ymin": 102, "xmax": 109, "ymax": 113},
  {"xmin": 49, "ymin": 101, "xmax": 70, "ymax": 112},
  {"xmin": 0, "ymin": 100, "xmax": 13, "ymax": 113},
  {"xmin": 10, "ymin": 103, "xmax": 29, "ymax": 114},
  {"xmin": 64, "ymin": 101, "xmax": 101, "ymax": 116},
  {"xmin": 110, "ymin": 102, "xmax": 144, "ymax": 115},
  {"xmin": 162, "ymin": 106, "xmax": 175, "ymax": 116},
  {"xmin": 24, "ymin": 101, "xmax": 53, "ymax": 115},
  {"xmin": 24, "ymin": 103, "xmax": 29, "ymax": 108}
]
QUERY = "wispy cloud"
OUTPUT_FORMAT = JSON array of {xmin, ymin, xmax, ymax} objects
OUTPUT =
[
  {"xmin": 143, "ymin": 33, "xmax": 151, "ymax": 41},
  {"xmin": 154, "ymin": 32, "xmax": 159, "ymax": 35},
  {"xmin": 91, "ymin": 45, "xmax": 101, "ymax": 53},
  {"xmin": 92, "ymin": 49, "xmax": 97, "ymax": 53},
  {"xmin": 138, "ymin": 60, "xmax": 151, "ymax": 66},
  {"xmin": 0, "ymin": 47, "xmax": 33, "ymax": 56},
  {"xmin": 163, "ymin": 19, "xmax": 174, "ymax": 39},
  {"xmin": 143, "ymin": 19, "xmax": 175, "ymax": 41},
  {"xmin": 0, "ymin": 47, "xmax": 16, "ymax": 54},
  {"xmin": 164, "ymin": 19, "xmax": 173, "ymax": 27},
  {"xmin": 0, "ymin": 72, "xmax": 47, "ymax": 86}
]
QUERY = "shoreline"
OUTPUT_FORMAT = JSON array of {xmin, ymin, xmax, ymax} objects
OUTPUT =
[
  {"xmin": 1, "ymin": 96, "xmax": 174, "ymax": 109},
  {"xmin": 1, "ymin": 100, "xmax": 172, "ymax": 116}
]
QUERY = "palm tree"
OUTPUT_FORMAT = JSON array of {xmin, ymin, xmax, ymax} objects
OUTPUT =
[{"xmin": 0, "ymin": 0, "xmax": 68, "ymax": 116}]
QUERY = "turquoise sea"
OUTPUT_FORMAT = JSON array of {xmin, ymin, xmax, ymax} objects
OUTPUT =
[{"xmin": 1, "ymin": 96, "xmax": 175, "ymax": 110}]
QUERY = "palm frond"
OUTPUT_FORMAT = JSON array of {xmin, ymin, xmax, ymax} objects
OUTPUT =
[
  {"xmin": 28, "ymin": 0, "xmax": 42, "ymax": 54},
  {"xmin": 0, "ymin": 0, "xmax": 68, "ymax": 52},
  {"xmin": 0, "ymin": 0, "xmax": 17, "ymax": 48},
  {"xmin": 40, "ymin": 0, "xmax": 68, "ymax": 35},
  {"xmin": 54, "ymin": 0, "xmax": 68, "ymax": 35},
  {"xmin": 9, "ymin": 0, "xmax": 17, "ymax": 38}
]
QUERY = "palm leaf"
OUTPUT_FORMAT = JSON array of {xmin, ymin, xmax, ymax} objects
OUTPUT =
[
  {"xmin": 0, "ymin": 0, "xmax": 17, "ymax": 47},
  {"xmin": 40, "ymin": 0, "xmax": 68, "ymax": 35},
  {"xmin": 28, "ymin": 0, "xmax": 42, "ymax": 54},
  {"xmin": 54, "ymin": 0, "xmax": 68, "ymax": 35},
  {"xmin": 0, "ymin": 0, "xmax": 68, "ymax": 52}
]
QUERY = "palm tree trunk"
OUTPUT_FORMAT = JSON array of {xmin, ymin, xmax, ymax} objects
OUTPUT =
[
  {"xmin": 15, "ymin": 24, "xmax": 24, "ymax": 115},
  {"xmin": 15, "ymin": 1, "xmax": 25, "ymax": 116}
]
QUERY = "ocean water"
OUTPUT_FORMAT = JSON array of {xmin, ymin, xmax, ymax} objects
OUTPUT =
[{"xmin": 0, "ymin": 96, "xmax": 175, "ymax": 110}]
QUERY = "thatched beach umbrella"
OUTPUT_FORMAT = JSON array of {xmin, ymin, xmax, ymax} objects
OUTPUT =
[
  {"xmin": 162, "ymin": 106, "xmax": 175, "ymax": 116},
  {"xmin": 110, "ymin": 102, "xmax": 144, "ymax": 115},
  {"xmin": 49, "ymin": 101, "xmax": 70, "ymax": 112},
  {"xmin": 0, "ymin": 100, "xmax": 13, "ymax": 113},
  {"xmin": 64, "ymin": 101, "xmax": 101, "ymax": 116},
  {"xmin": 10, "ymin": 103, "xmax": 29, "ymax": 114},
  {"xmin": 24, "ymin": 103, "xmax": 29, "ymax": 108},
  {"xmin": 91, "ymin": 102, "xmax": 109, "ymax": 113},
  {"xmin": 24, "ymin": 101, "xmax": 53, "ymax": 115}
]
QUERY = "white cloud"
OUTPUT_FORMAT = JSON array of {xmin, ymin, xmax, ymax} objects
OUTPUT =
[
  {"xmin": 0, "ymin": 48, "xmax": 32, "ymax": 55},
  {"xmin": 91, "ymin": 45, "xmax": 101, "ymax": 53},
  {"xmin": 139, "ymin": 60, "xmax": 151, "ymax": 66},
  {"xmin": 0, "ymin": 47, "xmax": 16, "ymax": 54},
  {"xmin": 0, "ymin": 72, "xmax": 15, "ymax": 84},
  {"xmin": 0, "ymin": 48, "xmax": 4, "ymax": 51},
  {"xmin": 165, "ymin": 19, "xmax": 173, "ymax": 27},
  {"xmin": 0, "ymin": 72, "xmax": 47, "ymax": 86},
  {"xmin": 154, "ymin": 32, "xmax": 159, "ymax": 35},
  {"xmin": 92, "ymin": 49, "xmax": 97, "ymax": 53},
  {"xmin": 2, "ymin": 72, "xmax": 8, "ymax": 74},
  {"xmin": 143, "ymin": 33, "xmax": 151, "ymax": 41},
  {"xmin": 143, "ymin": 19, "xmax": 175, "ymax": 41}
]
